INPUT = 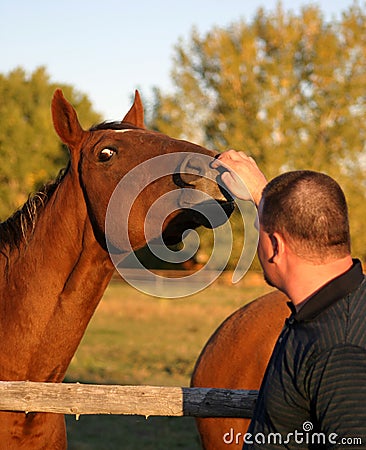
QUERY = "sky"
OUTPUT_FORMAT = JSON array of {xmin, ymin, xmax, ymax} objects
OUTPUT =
[{"xmin": 1, "ymin": 0, "xmax": 358, "ymax": 121}]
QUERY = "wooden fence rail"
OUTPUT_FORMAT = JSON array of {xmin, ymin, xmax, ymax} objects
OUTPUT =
[{"xmin": 0, "ymin": 382, "xmax": 257, "ymax": 419}]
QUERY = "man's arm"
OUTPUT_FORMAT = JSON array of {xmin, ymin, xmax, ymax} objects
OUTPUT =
[{"xmin": 212, "ymin": 150, "xmax": 268, "ymax": 206}]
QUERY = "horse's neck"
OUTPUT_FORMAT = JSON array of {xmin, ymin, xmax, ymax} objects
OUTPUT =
[{"xmin": 0, "ymin": 171, "xmax": 114, "ymax": 382}]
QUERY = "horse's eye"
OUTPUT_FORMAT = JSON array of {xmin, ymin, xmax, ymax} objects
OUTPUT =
[{"xmin": 98, "ymin": 148, "xmax": 115, "ymax": 162}]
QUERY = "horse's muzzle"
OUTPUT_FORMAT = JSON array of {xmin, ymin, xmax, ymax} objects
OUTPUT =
[{"xmin": 176, "ymin": 153, "xmax": 234, "ymax": 207}]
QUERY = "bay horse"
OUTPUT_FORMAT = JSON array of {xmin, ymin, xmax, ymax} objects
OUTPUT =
[
  {"xmin": 0, "ymin": 89, "xmax": 233, "ymax": 449},
  {"xmin": 191, "ymin": 290, "xmax": 290, "ymax": 449}
]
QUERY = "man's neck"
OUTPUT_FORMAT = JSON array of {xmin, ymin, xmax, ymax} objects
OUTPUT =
[{"xmin": 284, "ymin": 255, "xmax": 354, "ymax": 310}]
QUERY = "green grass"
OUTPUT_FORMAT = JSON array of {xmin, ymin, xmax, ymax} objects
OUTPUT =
[
  {"xmin": 66, "ymin": 416, "xmax": 201, "ymax": 450},
  {"xmin": 65, "ymin": 274, "xmax": 272, "ymax": 449}
]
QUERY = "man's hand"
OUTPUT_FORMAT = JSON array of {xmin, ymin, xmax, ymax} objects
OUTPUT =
[{"xmin": 212, "ymin": 150, "xmax": 267, "ymax": 206}]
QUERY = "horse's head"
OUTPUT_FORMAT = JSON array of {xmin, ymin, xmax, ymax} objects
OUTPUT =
[{"xmin": 51, "ymin": 89, "xmax": 234, "ymax": 253}]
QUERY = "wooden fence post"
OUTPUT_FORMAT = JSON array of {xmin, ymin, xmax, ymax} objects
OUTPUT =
[{"xmin": 0, "ymin": 382, "xmax": 257, "ymax": 418}]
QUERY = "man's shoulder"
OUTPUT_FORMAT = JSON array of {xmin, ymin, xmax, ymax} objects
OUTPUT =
[{"xmin": 292, "ymin": 279, "xmax": 366, "ymax": 361}]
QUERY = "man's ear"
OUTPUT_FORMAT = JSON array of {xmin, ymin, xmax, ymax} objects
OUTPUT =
[
  {"xmin": 268, "ymin": 232, "xmax": 285, "ymax": 263},
  {"xmin": 268, "ymin": 234, "xmax": 278, "ymax": 263}
]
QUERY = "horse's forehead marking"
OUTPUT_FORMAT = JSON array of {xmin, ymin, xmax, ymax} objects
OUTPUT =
[{"xmin": 113, "ymin": 129, "xmax": 135, "ymax": 134}]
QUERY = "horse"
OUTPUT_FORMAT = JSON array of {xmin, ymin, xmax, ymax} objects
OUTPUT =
[
  {"xmin": 0, "ymin": 89, "xmax": 234, "ymax": 449},
  {"xmin": 191, "ymin": 290, "xmax": 290, "ymax": 449}
]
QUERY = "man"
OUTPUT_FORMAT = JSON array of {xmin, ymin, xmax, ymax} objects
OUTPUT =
[{"xmin": 213, "ymin": 150, "xmax": 366, "ymax": 449}]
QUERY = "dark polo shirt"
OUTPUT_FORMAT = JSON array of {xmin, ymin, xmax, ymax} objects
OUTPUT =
[{"xmin": 244, "ymin": 259, "xmax": 366, "ymax": 449}]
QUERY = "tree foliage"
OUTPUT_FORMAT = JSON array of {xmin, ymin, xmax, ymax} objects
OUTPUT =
[
  {"xmin": 150, "ymin": 3, "xmax": 366, "ymax": 262},
  {"xmin": 0, "ymin": 67, "xmax": 101, "ymax": 219}
]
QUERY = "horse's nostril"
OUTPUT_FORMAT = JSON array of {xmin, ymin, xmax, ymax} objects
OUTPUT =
[
  {"xmin": 186, "ymin": 156, "xmax": 206, "ymax": 174},
  {"xmin": 179, "ymin": 155, "xmax": 206, "ymax": 185}
]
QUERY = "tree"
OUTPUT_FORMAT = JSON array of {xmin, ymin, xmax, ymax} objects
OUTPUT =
[
  {"xmin": 150, "ymin": 3, "xmax": 366, "ymax": 262},
  {"xmin": 0, "ymin": 67, "xmax": 101, "ymax": 219}
]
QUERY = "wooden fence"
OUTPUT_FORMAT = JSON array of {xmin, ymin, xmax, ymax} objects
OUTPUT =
[{"xmin": 0, "ymin": 382, "xmax": 257, "ymax": 419}]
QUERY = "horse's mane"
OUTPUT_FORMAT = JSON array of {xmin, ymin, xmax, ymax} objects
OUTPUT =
[
  {"xmin": 0, "ymin": 166, "xmax": 68, "ymax": 253},
  {"xmin": 89, "ymin": 121, "xmax": 139, "ymax": 131}
]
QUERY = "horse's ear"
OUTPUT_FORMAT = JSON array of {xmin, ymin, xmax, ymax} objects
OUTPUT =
[
  {"xmin": 51, "ymin": 89, "xmax": 85, "ymax": 147},
  {"xmin": 121, "ymin": 90, "xmax": 145, "ymax": 128}
]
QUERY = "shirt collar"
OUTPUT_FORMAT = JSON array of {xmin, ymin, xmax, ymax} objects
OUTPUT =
[{"xmin": 287, "ymin": 259, "xmax": 365, "ymax": 322}]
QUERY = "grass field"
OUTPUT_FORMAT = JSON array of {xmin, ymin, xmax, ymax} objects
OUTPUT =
[{"xmin": 65, "ymin": 274, "xmax": 272, "ymax": 449}]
